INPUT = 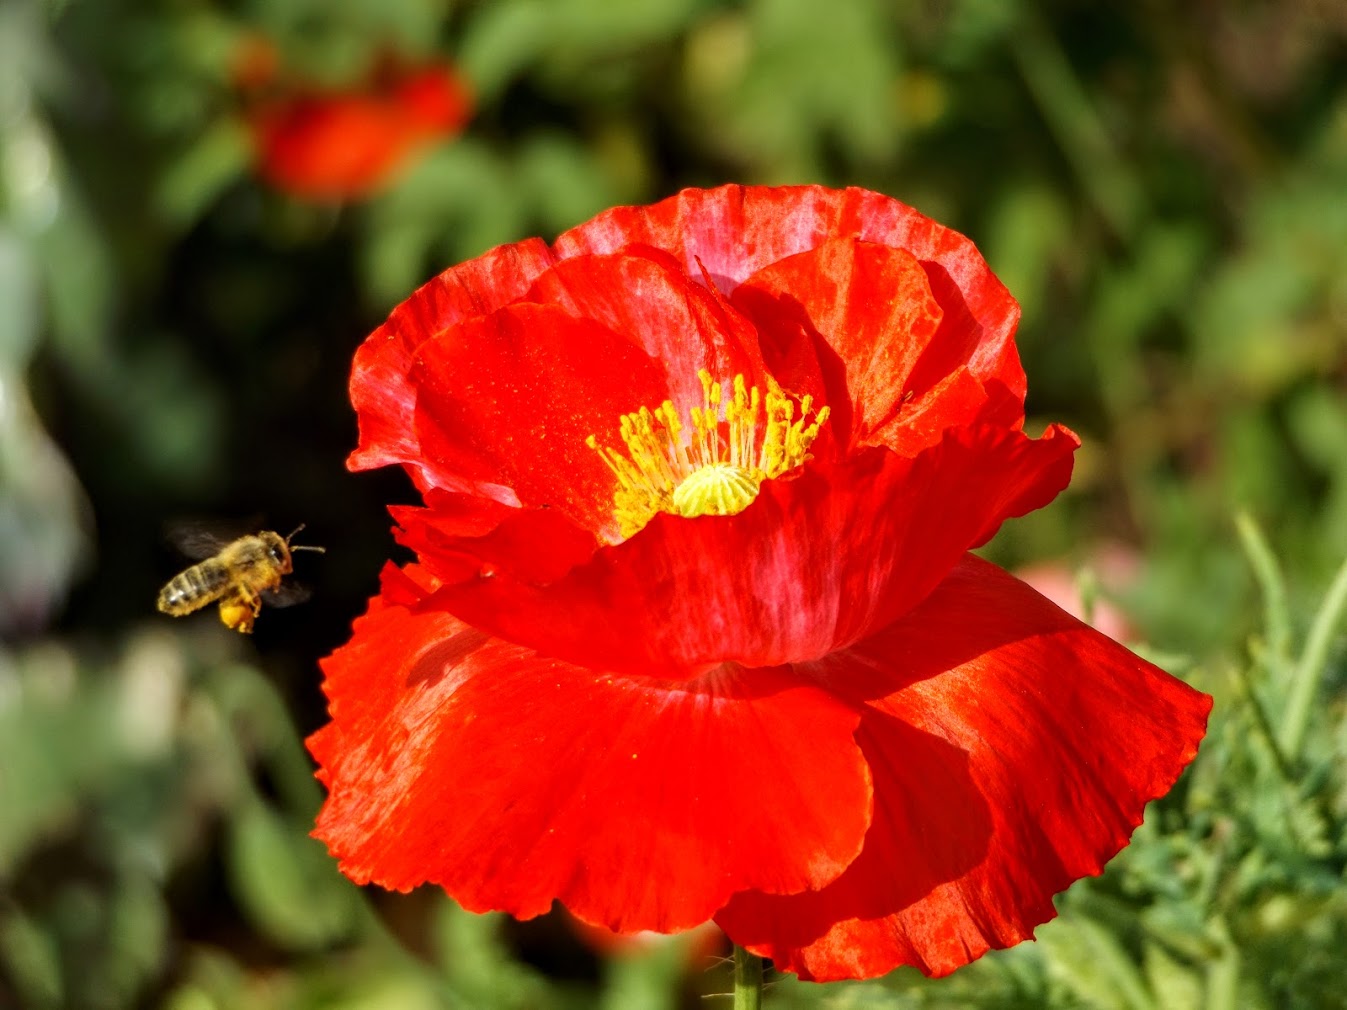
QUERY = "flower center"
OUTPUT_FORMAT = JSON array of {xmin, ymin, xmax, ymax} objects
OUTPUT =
[{"xmin": 587, "ymin": 370, "xmax": 830, "ymax": 538}]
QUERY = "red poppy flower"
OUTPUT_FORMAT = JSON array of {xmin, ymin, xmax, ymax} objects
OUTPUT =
[
  {"xmin": 310, "ymin": 185, "xmax": 1211, "ymax": 981},
  {"xmin": 244, "ymin": 59, "xmax": 472, "ymax": 201}
]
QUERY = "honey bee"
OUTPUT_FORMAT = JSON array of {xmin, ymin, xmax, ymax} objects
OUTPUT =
[{"xmin": 156, "ymin": 525, "xmax": 325, "ymax": 633}]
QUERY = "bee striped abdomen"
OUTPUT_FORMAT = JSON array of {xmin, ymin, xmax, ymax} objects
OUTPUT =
[{"xmin": 157, "ymin": 560, "xmax": 232, "ymax": 615}]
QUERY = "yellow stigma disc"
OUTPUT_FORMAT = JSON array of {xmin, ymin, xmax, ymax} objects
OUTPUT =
[{"xmin": 587, "ymin": 370, "xmax": 829, "ymax": 538}]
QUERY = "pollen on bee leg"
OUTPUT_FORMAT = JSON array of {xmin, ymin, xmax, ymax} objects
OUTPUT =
[
  {"xmin": 587, "ymin": 369, "xmax": 829, "ymax": 538},
  {"xmin": 220, "ymin": 599, "xmax": 257, "ymax": 633}
]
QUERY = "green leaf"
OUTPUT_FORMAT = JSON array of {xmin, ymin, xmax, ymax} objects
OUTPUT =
[
  {"xmin": 362, "ymin": 139, "xmax": 526, "ymax": 305},
  {"xmin": 515, "ymin": 132, "xmax": 622, "ymax": 236},
  {"xmin": 689, "ymin": 0, "xmax": 901, "ymax": 179},
  {"xmin": 458, "ymin": 0, "xmax": 556, "ymax": 98},
  {"xmin": 0, "ymin": 905, "xmax": 63, "ymax": 1009},
  {"xmin": 225, "ymin": 800, "xmax": 359, "ymax": 952},
  {"xmin": 1142, "ymin": 940, "xmax": 1202, "ymax": 1010},
  {"xmin": 156, "ymin": 118, "xmax": 253, "ymax": 228},
  {"xmin": 1038, "ymin": 914, "xmax": 1155, "ymax": 1010}
]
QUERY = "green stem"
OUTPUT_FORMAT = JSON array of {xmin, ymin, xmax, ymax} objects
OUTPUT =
[
  {"xmin": 1278, "ymin": 549, "xmax": 1347, "ymax": 764},
  {"xmin": 1227, "ymin": 662, "xmax": 1291, "ymax": 787},
  {"xmin": 1233, "ymin": 510, "xmax": 1292, "ymax": 677},
  {"xmin": 1008, "ymin": 10, "xmax": 1142, "ymax": 240},
  {"xmin": 733, "ymin": 944, "xmax": 764, "ymax": 1010}
]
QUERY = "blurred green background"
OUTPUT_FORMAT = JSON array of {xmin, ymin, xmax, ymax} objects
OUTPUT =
[{"xmin": 2, "ymin": 0, "xmax": 1346, "ymax": 1007}]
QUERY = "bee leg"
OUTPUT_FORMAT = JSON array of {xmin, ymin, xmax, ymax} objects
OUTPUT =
[{"xmin": 219, "ymin": 589, "xmax": 263, "ymax": 634}]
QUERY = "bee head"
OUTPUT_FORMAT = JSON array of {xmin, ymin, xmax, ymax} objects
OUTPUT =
[{"xmin": 257, "ymin": 529, "xmax": 294, "ymax": 573}]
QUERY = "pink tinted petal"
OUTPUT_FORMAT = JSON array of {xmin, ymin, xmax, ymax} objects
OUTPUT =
[
  {"xmin": 716, "ymin": 554, "xmax": 1211, "ymax": 981},
  {"xmin": 409, "ymin": 302, "xmax": 672, "ymax": 537},
  {"xmin": 554, "ymin": 185, "xmax": 1024, "ymax": 412},
  {"xmin": 309, "ymin": 572, "xmax": 872, "ymax": 933},
  {"xmin": 417, "ymin": 425, "xmax": 1077, "ymax": 679},
  {"xmin": 349, "ymin": 238, "xmax": 557, "ymax": 487},
  {"xmin": 526, "ymin": 250, "xmax": 770, "ymax": 413}
]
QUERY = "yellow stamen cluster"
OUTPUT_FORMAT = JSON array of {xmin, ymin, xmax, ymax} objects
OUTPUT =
[{"xmin": 587, "ymin": 370, "xmax": 830, "ymax": 539}]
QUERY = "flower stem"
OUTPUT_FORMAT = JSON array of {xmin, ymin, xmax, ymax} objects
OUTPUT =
[
  {"xmin": 1279, "ymin": 548, "xmax": 1347, "ymax": 764},
  {"xmin": 733, "ymin": 944, "xmax": 764, "ymax": 1010}
]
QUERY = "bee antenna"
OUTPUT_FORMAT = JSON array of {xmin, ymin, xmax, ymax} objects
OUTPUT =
[{"xmin": 285, "ymin": 524, "xmax": 326, "ymax": 554}]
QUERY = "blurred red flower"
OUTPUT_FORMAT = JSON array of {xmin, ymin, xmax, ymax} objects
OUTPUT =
[
  {"xmin": 309, "ymin": 185, "xmax": 1211, "ymax": 981},
  {"xmin": 242, "ymin": 56, "xmax": 472, "ymax": 201}
]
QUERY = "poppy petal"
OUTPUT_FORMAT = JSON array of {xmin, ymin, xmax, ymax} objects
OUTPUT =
[
  {"xmin": 388, "ymin": 491, "xmax": 518, "ymax": 541},
  {"xmin": 715, "ymin": 554, "xmax": 1212, "ymax": 981},
  {"xmin": 415, "ymin": 424, "xmax": 1077, "ymax": 679},
  {"xmin": 525, "ymin": 249, "xmax": 771, "ymax": 414},
  {"xmin": 349, "ymin": 238, "xmax": 557, "ymax": 489},
  {"xmin": 309, "ymin": 567, "xmax": 873, "ymax": 933},
  {"xmin": 553, "ymin": 185, "xmax": 1024, "ymax": 415},
  {"xmin": 393, "ymin": 497, "xmax": 598, "ymax": 586},
  {"xmin": 731, "ymin": 238, "xmax": 938, "ymax": 449},
  {"xmin": 732, "ymin": 237, "xmax": 1018, "ymax": 454},
  {"xmin": 409, "ymin": 302, "xmax": 673, "ymax": 536}
]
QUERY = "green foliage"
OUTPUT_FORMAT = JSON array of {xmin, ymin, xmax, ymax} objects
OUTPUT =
[{"xmin": 2, "ymin": 0, "xmax": 1346, "ymax": 1006}]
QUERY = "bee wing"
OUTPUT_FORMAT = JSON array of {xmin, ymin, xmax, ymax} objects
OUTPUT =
[
  {"xmin": 261, "ymin": 582, "xmax": 313, "ymax": 609},
  {"xmin": 164, "ymin": 517, "xmax": 263, "ymax": 560}
]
